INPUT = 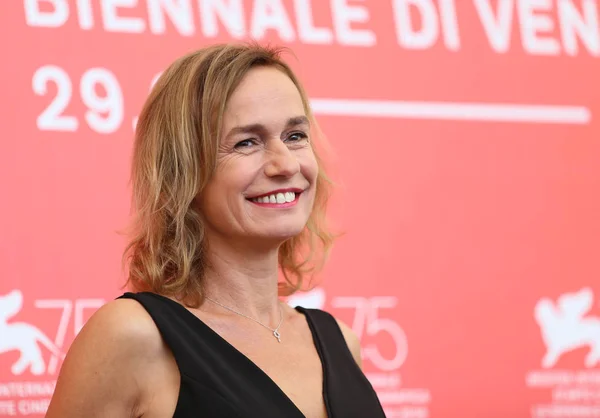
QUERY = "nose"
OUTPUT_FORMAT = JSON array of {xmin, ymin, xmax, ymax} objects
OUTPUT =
[{"xmin": 264, "ymin": 140, "xmax": 300, "ymax": 178}]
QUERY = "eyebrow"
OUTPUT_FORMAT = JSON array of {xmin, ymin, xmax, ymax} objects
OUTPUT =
[{"xmin": 225, "ymin": 116, "xmax": 310, "ymax": 139}]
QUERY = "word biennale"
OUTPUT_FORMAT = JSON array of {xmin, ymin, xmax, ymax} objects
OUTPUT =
[{"xmin": 25, "ymin": 0, "xmax": 600, "ymax": 56}]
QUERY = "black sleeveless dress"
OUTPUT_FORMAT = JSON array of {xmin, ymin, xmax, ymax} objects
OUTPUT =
[{"xmin": 119, "ymin": 292, "xmax": 386, "ymax": 417}]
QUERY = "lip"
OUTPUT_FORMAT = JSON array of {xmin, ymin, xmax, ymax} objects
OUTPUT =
[{"xmin": 246, "ymin": 188, "xmax": 304, "ymax": 200}]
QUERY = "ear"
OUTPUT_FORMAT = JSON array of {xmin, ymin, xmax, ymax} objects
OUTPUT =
[
  {"xmin": 0, "ymin": 290, "xmax": 24, "ymax": 319},
  {"xmin": 575, "ymin": 287, "xmax": 593, "ymax": 314},
  {"xmin": 534, "ymin": 299, "xmax": 556, "ymax": 323},
  {"xmin": 557, "ymin": 288, "xmax": 593, "ymax": 317},
  {"xmin": 579, "ymin": 287, "xmax": 593, "ymax": 304}
]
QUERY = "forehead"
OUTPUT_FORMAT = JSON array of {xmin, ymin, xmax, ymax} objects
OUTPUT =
[{"xmin": 223, "ymin": 66, "xmax": 306, "ymax": 127}]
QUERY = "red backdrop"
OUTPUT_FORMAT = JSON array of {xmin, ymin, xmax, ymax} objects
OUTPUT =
[{"xmin": 1, "ymin": 1, "xmax": 599, "ymax": 417}]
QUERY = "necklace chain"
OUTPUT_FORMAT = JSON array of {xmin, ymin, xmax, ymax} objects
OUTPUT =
[{"xmin": 204, "ymin": 297, "xmax": 284, "ymax": 343}]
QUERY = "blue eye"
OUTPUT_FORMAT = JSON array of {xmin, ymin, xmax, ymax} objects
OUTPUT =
[
  {"xmin": 286, "ymin": 132, "xmax": 308, "ymax": 142},
  {"xmin": 234, "ymin": 139, "xmax": 257, "ymax": 149}
]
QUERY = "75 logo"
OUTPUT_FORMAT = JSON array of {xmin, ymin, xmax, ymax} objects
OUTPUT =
[
  {"xmin": 333, "ymin": 296, "xmax": 408, "ymax": 371},
  {"xmin": 288, "ymin": 290, "xmax": 407, "ymax": 371},
  {"xmin": 0, "ymin": 290, "xmax": 104, "ymax": 376}
]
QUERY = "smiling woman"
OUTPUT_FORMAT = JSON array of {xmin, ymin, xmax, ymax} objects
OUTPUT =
[{"xmin": 45, "ymin": 43, "xmax": 386, "ymax": 418}]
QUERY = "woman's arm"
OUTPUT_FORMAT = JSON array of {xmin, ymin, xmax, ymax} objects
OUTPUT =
[{"xmin": 46, "ymin": 299, "xmax": 166, "ymax": 417}]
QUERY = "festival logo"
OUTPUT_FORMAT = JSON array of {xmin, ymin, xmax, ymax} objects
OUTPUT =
[
  {"xmin": 0, "ymin": 290, "xmax": 64, "ymax": 377},
  {"xmin": 526, "ymin": 287, "xmax": 600, "ymax": 418},
  {"xmin": 535, "ymin": 287, "xmax": 600, "ymax": 369},
  {"xmin": 0, "ymin": 289, "xmax": 104, "ymax": 416},
  {"xmin": 289, "ymin": 288, "xmax": 431, "ymax": 418}
]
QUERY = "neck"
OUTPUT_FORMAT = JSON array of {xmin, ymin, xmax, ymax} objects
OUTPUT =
[{"xmin": 201, "ymin": 235, "xmax": 282, "ymax": 320}]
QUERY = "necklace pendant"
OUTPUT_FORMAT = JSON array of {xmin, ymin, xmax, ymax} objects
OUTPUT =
[{"xmin": 273, "ymin": 330, "xmax": 281, "ymax": 343}]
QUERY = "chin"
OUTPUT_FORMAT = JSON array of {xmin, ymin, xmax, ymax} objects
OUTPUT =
[
  {"xmin": 268, "ymin": 228, "xmax": 305, "ymax": 241},
  {"xmin": 256, "ymin": 224, "xmax": 306, "ymax": 243}
]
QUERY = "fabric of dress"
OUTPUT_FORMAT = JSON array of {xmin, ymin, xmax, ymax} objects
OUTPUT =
[{"xmin": 119, "ymin": 292, "xmax": 386, "ymax": 417}]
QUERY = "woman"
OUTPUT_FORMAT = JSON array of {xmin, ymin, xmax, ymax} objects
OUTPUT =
[{"xmin": 47, "ymin": 43, "xmax": 385, "ymax": 417}]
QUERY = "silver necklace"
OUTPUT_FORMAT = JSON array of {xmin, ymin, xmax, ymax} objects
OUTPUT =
[{"xmin": 205, "ymin": 297, "xmax": 284, "ymax": 343}]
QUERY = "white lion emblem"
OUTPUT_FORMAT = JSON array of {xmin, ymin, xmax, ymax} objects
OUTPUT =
[
  {"xmin": 0, "ymin": 290, "xmax": 63, "ymax": 375},
  {"xmin": 535, "ymin": 287, "xmax": 600, "ymax": 368}
]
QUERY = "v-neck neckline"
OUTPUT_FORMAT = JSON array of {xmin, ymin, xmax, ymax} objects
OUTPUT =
[{"xmin": 149, "ymin": 292, "xmax": 331, "ymax": 418}]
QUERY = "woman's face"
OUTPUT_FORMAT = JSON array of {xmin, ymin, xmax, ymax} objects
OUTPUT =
[{"xmin": 200, "ymin": 66, "xmax": 318, "ymax": 246}]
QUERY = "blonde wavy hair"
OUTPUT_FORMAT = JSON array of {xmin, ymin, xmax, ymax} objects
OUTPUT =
[{"xmin": 123, "ymin": 43, "xmax": 335, "ymax": 308}]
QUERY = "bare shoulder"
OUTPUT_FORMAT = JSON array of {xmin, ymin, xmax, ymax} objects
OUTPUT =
[
  {"xmin": 76, "ymin": 297, "xmax": 164, "ymax": 352},
  {"xmin": 68, "ymin": 297, "xmax": 165, "ymax": 359},
  {"xmin": 46, "ymin": 298, "xmax": 171, "ymax": 417},
  {"xmin": 335, "ymin": 317, "xmax": 363, "ymax": 368}
]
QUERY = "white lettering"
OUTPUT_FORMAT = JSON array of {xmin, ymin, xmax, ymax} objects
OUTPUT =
[
  {"xmin": 553, "ymin": 388, "xmax": 600, "ymax": 402},
  {"xmin": 517, "ymin": 0, "xmax": 560, "ymax": 55},
  {"xmin": 439, "ymin": 0, "xmax": 460, "ymax": 50},
  {"xmin": 147, "ymin": 0, "xmax": 194, "ymax": 35},
  {"xmin": 377, "ymin": 389, "xmax": 431, "ymax": 404},
  {"xmin": 576, "ymin": 371, "xmax": 600, "ymax": 384},
  {"xmin": 76, "ymin": 0, "xmax": 94, "ymax": 29},
  {"xmin": 0, "ymin": 381, "xmax": 56, "ymax": 398},
  {"xmin": 200, "ymin": 0, "xmax": 246, "ymax": 38},
  {"xmin": 295, "ymin": 0, "xmax": 334, "ymax": 44},
  {"xmin": 102, "ymin": 0, "xmax": 145, "ymax": 33},
  {"xmin": 331, "ymin": 0, "xmax": 376, "ymax": 46},
  {"xmin": 525, "ymin": 371, "xmax": 576, "ymax": 387},
  {"xmin": 24, "ymin": 0, "xmax": 68, "ymax": 27},
  {"xmin": 473, "ymin": 0, "xmax": 515, "ymax": 53},
  {"xmin": 250, "ymin": 0, "xmax": 295, "ymax": 41},
  {"xmin": 17, "ymin": 399, "xmax": 50, "ymax": 415},
  {"xmin": 364, "ymin": 372, "xmax": 401, "ymax": 389},
  {"xmin": 532, "ymin": 404, "xmax": 600, "ymax": 417},
  {"xmin": 393, "ymin": 0, "xmax": 439, "ymax": 49},
  {"xmin": 0, "ymin": 401, "xmax": 16, "ymax": 416},
  {"xmin": 558, "ymin": 0, "xmax": 599, "ymax": 56}
]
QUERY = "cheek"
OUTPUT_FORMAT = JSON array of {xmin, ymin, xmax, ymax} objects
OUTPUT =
[
  {"xmin": 200, "ymin": 178, "xmax": 241, "ymax": 229},
  {"xmin": 299, "ymin": 149, "xmax": 319, "ymax": 183},
  {"xmin": 198, "ymin": 184, "xmax": 219, "ymax": 223},
  {"xmin": 199, "ymin": 173, "xmax": 231, "ymax": 216},
  {"xmin": 203, "ymin": 160, "xmax": 254, "ymax": 209}
]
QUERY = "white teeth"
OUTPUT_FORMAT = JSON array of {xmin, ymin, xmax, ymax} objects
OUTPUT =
[{"xmin": 251, "ymin": 192, "xmax": 297, "ymax": 204}]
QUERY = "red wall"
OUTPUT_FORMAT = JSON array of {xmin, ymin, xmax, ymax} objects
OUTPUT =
[{"xmin": 1, "ymin": 1, "xmax": 599, "ymax": 417}]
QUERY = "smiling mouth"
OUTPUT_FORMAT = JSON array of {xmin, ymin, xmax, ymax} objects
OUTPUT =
[{"xmin": 249, "ymin": 191, "xmax": 299, "ymax": 204}]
